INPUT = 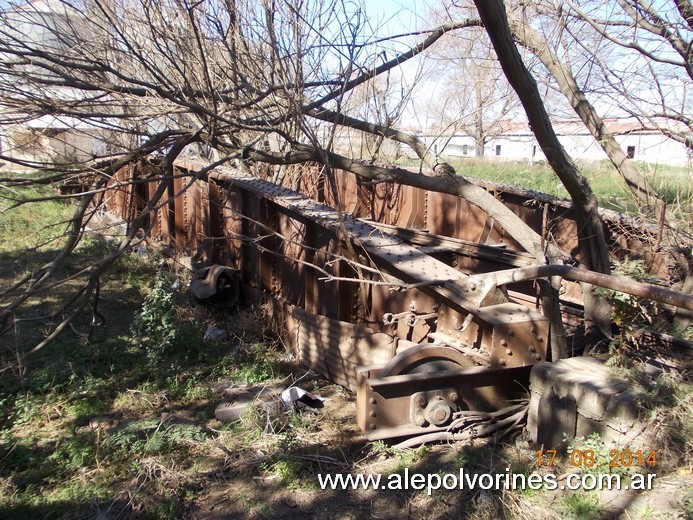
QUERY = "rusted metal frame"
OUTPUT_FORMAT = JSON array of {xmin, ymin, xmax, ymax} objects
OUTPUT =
[
  {"xmin": 366, "ymin": 221, "xmax": 536, "ymax": 268},
  {"xmin": 336, "ymin": 248, "xmax": 359, "ymax": 324},
  {"xmin": 470, "ymin": 265, "xmax": 693, "ymax": 311},
  {"xmin": 367, "ymin": 365, "xmax": 532, "ymax": 395},
  {"xmin": 221, "ymin": 189, "xmax": 243, "ymax": 267},
  {"xmin": 208, "ymin": 169, "xmax": 502, "ymax": 320},
  {"xmin": 189, "ymin": 180, "xmax": 204, "ymax": 256},
  {"xmin": 150, "ymin": 177, "xmax": 175, "ymax": 243},
  {"xmin": 239, "ymin": 189, "xmax": 262, "ymax": 291},
  {"xmin": 357, "ymin": 364, "xmax": 532, "ymax": 440},
  {"xmin": 377, "ymin": 344, "xmax": 475, "ymax": 378},
  {"xmin": 217, "ymin": 204, "xmax": 385, "ymax": 293},
  {"xmin": 173, "ymin": 175, "xmax": 188, "ymax": 249},
  {"xmin": 427, "ymin": 332, "xmax": 491, "ymax": 366},
  {"xmin": 210, "ymin": 171, "xmax": 551, "ymax": 419},
  {"xmin": 303, "ymin": 221, "xmax": 327, "ymax": 316},
  {"xmin": 258, "ymin": 198, "xmax": 282, "ymax": 296},
  {"xmin": 277, "ymin": 213, "xmax": 308, "ymax": 309},
  {"xmin": 286, "ymin": 304, "xmax": 395, "ymax": 391},
  {"xmin": 209, "ymin": 170, "xmax": 556, "ymax": 377},
  {"xmin": 429, "ymin": 301, "xmax": 549, "ymax": 368},
  {"xmin": 207, "ymin": 182, "xmax": 226, "ymax": 263}
]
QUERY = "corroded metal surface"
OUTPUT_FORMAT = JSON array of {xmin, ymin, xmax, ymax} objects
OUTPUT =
[{"xmin": 101, "ymin": 158, "xmax": 691, "ymax": 439}]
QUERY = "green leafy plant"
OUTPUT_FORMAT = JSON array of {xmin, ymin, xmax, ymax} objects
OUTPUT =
[
  {"xmin": 561, "ymin": 491, "xmax": 605, "ymax": 520},
  {"xmin": 596, "ymin": 259, "xmax": 663, "ymax": 364},
  {"xmin": 107, "ymin": 418, "xmax": 209, "ymax": 457},
  {"xmin": 131, "ymin": 274, "xmax": 181, "ymax": 362}
]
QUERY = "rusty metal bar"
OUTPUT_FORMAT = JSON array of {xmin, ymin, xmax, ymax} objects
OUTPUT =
[
  {"xmin": 203, "ymin": 164, "xmax": 506, "ymax": 320},
  {"xmin": 367, "ymin": 221, "xmax": 535, "ymax": 267}
]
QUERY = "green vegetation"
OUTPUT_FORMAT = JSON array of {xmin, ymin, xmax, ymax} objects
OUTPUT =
[
  {"xmin": 402, "ymin": 156, "xmax": 692, "ymax": 214},
  {"xmin": 561, "ymin": 491, "xmax": 606, "ymax": 520},
  {"xmin": 0, "ymin": 183, "xmax": 292, "ymax": 518},
  {"xmin": 0, "ymin": 183, "xmax": 73, "ymax": 254},
  {"xmin": 2, "ymin": 171, "xmax": 691, "ymax": 518}
]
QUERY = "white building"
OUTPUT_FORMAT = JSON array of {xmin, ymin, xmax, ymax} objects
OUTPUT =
[
  {"xmin": 0, "ymin": 0, "xmax": 112, "ymax": 170},
  {"xmin": 422, "ymin": 119, "xmax": 691, "ymax": 166}
]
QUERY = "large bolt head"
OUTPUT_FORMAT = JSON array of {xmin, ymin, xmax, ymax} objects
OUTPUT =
[{"xmin": 425, "ymin": 400, "xmax": 452, "ymax": 426}]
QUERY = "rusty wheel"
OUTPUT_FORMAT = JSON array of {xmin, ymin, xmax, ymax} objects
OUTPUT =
[{"xmin": 378, "ymin": 344, "xmax": 476, "ymax": 378}]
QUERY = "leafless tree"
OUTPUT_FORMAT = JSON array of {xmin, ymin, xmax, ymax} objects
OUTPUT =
[
  {"xmin": 427, "ymin": 3, "xmax": 522, "ymax": 157},
  {"xmin": 500, "ymin": 0, "xmax": 691, "ymax": 236},
  {"xmin": 499, "ymin": 0, "xmax": 692, "ymax": 328},
  {"xmin": 471, "ymin": 0, "xmax": 613, "ymax": 337},
  {"xmin": 8, "ymin": 0, "xmax": 676, "ymax": 358},
  {"xmin": 562, "ymin": 0, "xmax": 691, "ymax": 150}
]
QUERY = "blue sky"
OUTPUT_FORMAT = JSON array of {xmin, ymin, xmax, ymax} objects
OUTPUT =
[{"xmin": 360, "ymin": 0, "xmax": 430, "ymax": 36}]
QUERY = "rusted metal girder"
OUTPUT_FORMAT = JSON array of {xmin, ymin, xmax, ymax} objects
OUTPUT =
[
  {"xmin": 101, "ymin": 159, "xmax": 693, "ymax": 441},
  {"xmin": 174, "ymin": 161, "xmax": 551, "ymax": 439},
  {"xmin": 356, "ymin": 362, "xmax": 532, "ymax": 440},
  {"xmin": 202, "ymin": 162, "xmax": 518, "ymax": 321}
]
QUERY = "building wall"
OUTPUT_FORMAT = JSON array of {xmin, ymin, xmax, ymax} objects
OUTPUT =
[
  {"xmin": 0, "ymin": 126, "xmax": 108, "ymax": 171},
  {"xmin": 424, "ymin": 130, "xmax": 690, "ymax": 166}
]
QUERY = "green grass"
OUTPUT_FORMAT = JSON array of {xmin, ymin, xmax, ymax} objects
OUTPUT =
[
  {"xmin": 400, "ymin": 156, "xmax": 692, "ymax": 214},
  {"xmin": 561, "ymin": 492, "xmax": 606, "ymax": 520},
  {"xmin": 0, "ymin": 263, "xmax": 284, "ymax": 518},
  {"xmin": 0, "ymin": 183, "xmax": 73, "ymax": 253},
  {"xmin": 0, "ymin": 180, "xmax": 287, "ymax": 518}
]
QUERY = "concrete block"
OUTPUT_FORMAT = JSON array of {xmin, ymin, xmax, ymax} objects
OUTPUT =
[
  {"xmin": 528, "ymin": 356, "xmax": 641, "ymax": 449},
  {"xmin": 214, "ymin": 383, "xmax": 283, "ymax": 423}
]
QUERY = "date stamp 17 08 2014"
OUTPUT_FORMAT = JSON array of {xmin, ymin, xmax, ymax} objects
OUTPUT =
[{"xmin": 535, "ymin": 449, "xmax": 658, "ymax": 469}]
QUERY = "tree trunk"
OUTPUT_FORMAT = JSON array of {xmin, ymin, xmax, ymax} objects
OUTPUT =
[
  {"xmin": 474, "ymin": 83, "xmax": 485, "ymax": 157},
  {"xmin": 506, "ymin": 13, "xmax": 676, "ymax": 232},
  {"xmin": 473, "ymin": 0, "xmax": 612, "ymax": 339}
]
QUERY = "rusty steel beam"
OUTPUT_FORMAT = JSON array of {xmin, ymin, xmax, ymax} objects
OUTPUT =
[
  {"xmin": 101, "ymin": 159, "xmax": 693, "ymax": 441},
  {"xmin": 357, "ymin": 364, "xmax": 531, "ymax": 440},
  {"xmin": 366, "ymin": 221, "xmax": 536, "ymax": 268},
  {"xmin": 199, "ymin": 162, "xmax": 512, "ymax": 321}
]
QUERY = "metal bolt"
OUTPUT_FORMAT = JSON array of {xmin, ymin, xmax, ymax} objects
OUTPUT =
[
  {"xmin": 369, "ymin": 398, "xmax": 377, "ymax": 405},
  {"xmin": 506, "ymin": 349, "xmax": 512, "ymax": 356},
  {"xmin": 425, "ymin": 400, "xmax": 452, "ymax": 426},
  {"xmin": 534, "ymin": 354, "xmax": 542, "ymax": 361},
  {"xmin": 537, "ymin": 336, "xmax": 543, "ymax": 342},
  {"xmin": 500, "ymin": 339, "xmax": 507, "ymax": 347},
  {"xmin": 432, "ymin": 407, "xmax": 447, "ymax": 423},
  {"xmin": 369, "ymin": 423, "xmax": 377, "ymax": 430},
  {"xmin": 528, "ymin": 345, "xmax": 536, "ymax": 353},
  {"xmin": 369, "ymin": 411, "xmax": 376, "ymax": 417},
  {"xmin": 448, "ymin": 392, "xmax": 458, "ymax": 402},
  {"xmin": 499, "ymin": 359, "xmax": 507, "ymax": 367},
  {"xmin": 414, "ymin": 395, "xmax": 427, "ymax": 408},
  {"xmin": 414, "ymin": 415, "xmax": 426, "ymax": 427},
  {"xmin": 469, "ymin": 282, "xmax": 477, "ymax": 291},
  {"xmin": 530, "ymin": 327, "xmax": 537, "ymax": 334}
]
